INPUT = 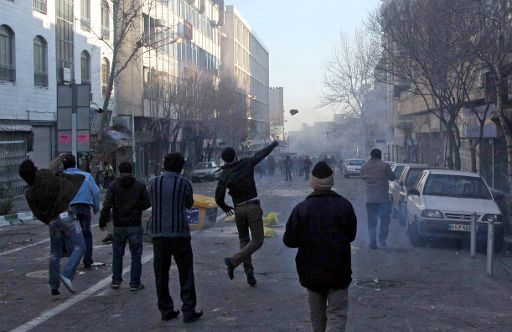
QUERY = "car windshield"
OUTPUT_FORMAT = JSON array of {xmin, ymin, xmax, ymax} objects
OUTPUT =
[
  {"xmin": 195, "ymin": 163, "xmax": 211, "ymax": 169},
  {"xmin": 423, "ymin": 175, "xmax": 492, "ymax": 199},
  {"xmin": 348, "ymin": 160, "xmax": 364, "ymax": 165},
  {"xmin": 393, "ymin": 165, "xmax": 405, "ymax": 178},
  {"xmin": 405, "ymin": 168, "xmax": 425, "ymax": 186}
]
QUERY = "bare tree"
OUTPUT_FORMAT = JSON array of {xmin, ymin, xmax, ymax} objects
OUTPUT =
[
  {"xmin": 322, "ymin": 29, "xmax": 381, "ymax": 154},
  {"xmin": 96, "ymin": 0, "xmax": 166, "ymax": 135},
  {"xmin": 463, "ymin": 0, "xmax": 512, "ymax": 190},
  {"xmin": 371, "ymin": 0, "xmax": 481, "ymax": 169}
]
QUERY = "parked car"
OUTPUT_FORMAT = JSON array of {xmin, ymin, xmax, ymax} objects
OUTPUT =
[
  {"xmin": 390, "ymin": 164, "xmax": 429, "ymax": 225},
  {"xmin": 191, "ymin": 162, "xmax": 219, "ymax": 182},
  {"xmin": 405, "ymin": 169, "xmax": 504, "ymax": 251},
  {"xmin": 343, "ymin": 159, "xmax": 365, "ymax": 178}
]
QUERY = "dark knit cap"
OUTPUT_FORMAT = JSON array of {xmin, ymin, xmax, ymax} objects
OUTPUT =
[
  {"xmin": 311, "ymin": 161, "xmax": 333, "ymax": 179},
  {"xmin": 221, "ymin": 147, "xmax": 237, "ymax": 163}
]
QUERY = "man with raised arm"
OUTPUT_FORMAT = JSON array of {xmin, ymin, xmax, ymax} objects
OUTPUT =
[{"xmin": 215, "ymin": 141, "xmax": 279, "ymax": 286}]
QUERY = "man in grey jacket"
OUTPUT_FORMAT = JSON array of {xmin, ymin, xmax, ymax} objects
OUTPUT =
[{"xmin": 360, "ymin": 149, "xmax": 396, "ymax": 249}]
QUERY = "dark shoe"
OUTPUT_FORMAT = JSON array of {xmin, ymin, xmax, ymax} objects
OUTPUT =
[
  {"xmin": 111, "ymin": 282, "xmax": 121, "ymax": 289},
  {"xmin": 129, "ymin": 284, "xmax": 145, "ymax": 291},
  {"xmin": 183, "ymin": 310, "xmax": 203, "ymax": 323},
  {"xmin": 246, "ymin": 272, "xmax": 257, "ymax": 287},
  {"xmin": 161, "ymin": 310, "xmax": 180, "ymax": 321},
  {"xmin": 84, "ymin": 263, "xmax": 92, "ymax": 270},
  {"xmin": 370, "ymin": 242, "xmax": 377, "ymax": 250},
  {"xmin": 51, "ymin": 288, "xmax": 60, "ymax": 296},
  {"xmin": 224, "ymin": 258, "xmax": 234, "ymax": 280},
  {"xmin": 102, "ymin": 234, "xmax": 113, "ymax": 243}
]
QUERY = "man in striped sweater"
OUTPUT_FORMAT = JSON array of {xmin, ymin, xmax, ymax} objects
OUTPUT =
[{"xmin": 149, "ymin": 153, "xmax": 203, "ymax": 323}]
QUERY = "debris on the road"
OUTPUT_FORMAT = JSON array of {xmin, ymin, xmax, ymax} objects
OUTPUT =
[{"xmin": 91, "ymin": 262, "xmax": 106, "ymax": 267}]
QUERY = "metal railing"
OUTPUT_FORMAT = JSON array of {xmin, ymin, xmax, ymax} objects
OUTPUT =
[
  {"xmin": 0, "ymin": 65, "xmax": 15, "ymax": 82},
  {"xmin": 101, "ymin": 26, "xmax": 110, "ymax": 40},
  {"xmin": 80, "ymin": 17, "xmax": 91, "ymax": 30},
  {"xmin": 33, "ymin": 0, "xmax": 47, "ymax": 13},
  {"xmin": 34, "ymin": 71, "xmax": 48, "ymax": 87}
]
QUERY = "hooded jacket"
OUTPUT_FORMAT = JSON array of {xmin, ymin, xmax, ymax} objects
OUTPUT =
[
  {"xmin": 283, "ymin": 190, "xmax": 357, "ymax": 292},
  {"xmin": 24, "ymin": 156, "xmax": 85, "ymax": 225},
  {"xmin": 215, "ymin": 141, "xmax": 278, "ymax": 212},
  {"xmin": 99, "ymin": 174, "xmax": 151, "ymax": 228}
]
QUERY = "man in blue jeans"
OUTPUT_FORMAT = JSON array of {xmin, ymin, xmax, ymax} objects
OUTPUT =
[
  {"xmin": 99, "ymin": 162, "xmax": 150, "ymax": 291},
  {"xmin": 19, "ymin": 154, "xmax": 86, "ymax": 295},
  {"xmin": 63, "ymin": 154, "xmax": 100, "ymax": 269},
  {"xmin": 361, "ymin": 149, "xmax": 396, "ymax": 249}
]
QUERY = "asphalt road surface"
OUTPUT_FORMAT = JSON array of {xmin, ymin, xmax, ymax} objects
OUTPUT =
[{"xmin": 1, "ymin": 173, "xmax": 512, "ymax": 331}]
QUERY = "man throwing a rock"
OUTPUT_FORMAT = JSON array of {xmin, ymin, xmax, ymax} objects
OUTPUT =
[{"xmin": 215, "ymin": 141, "xmax": 279, "ymax": 286}]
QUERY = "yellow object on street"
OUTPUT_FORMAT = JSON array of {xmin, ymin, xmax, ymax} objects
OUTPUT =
[
  {"xmin": 264, "ymin": 227, "xmax": 276, "ymax": 238},
  {"xmin": 187, "ymin": 194, "xmax": 218, "ymax": 230},
  {"xmin": 263, "ymin": 211, "xmax": 280, "ymax": 226}
]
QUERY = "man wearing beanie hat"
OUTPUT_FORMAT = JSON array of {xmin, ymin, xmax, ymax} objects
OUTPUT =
[
  {"xmin": 284, "ymin": 161, "xmax": 357, "ymax": 332},
  {"xmin": 360, "ymin": 149, "xmax": 396, "ymax": 249},
  {"xmin": 215, "ymin": 141, "xmax": 279, "ymax": 286}
]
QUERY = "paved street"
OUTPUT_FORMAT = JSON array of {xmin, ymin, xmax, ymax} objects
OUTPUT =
[{"xmin": 1, "ymin": 174, "xmax": 512, "ymax": 331}]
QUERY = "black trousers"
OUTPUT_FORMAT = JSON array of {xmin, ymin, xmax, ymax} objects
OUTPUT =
[{"xmin": 153, "ymin": 237, "xmax": 197, "ymax": 315}]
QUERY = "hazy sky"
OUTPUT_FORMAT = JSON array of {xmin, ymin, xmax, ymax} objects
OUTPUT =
[{"xmin": 232, "ymin": 0, "xmax": 381, "ymax": 132}]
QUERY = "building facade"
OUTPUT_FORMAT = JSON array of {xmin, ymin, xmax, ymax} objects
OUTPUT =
[
  {"xmin": 269, "ymin": 86, "xmax": 284, "ymax": 142},
  {"xmin": 115, "ymin": 0, "xmax": 224, "ymax": 173},
  {"xmin": 221, "ymin": 5, "xmax": 270, "ymax": 150},
  {"xmin": 0, "ymin": 0, "xmax": 112, "ymax": 198}
]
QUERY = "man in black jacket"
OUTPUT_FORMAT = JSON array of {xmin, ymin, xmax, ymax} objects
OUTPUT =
[
  {"xmin": 284, "ymin": 161, "xmax": 357, "ymax": 332},
  {"xmin": 99, "ymin": 162, "xmax": 150, "ymax": 291},
  {"xmin": 215, "ymin": 141, "xmax": 279, "ymax": 286}
]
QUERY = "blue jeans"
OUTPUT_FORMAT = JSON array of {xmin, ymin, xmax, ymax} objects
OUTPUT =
[
  {"xmin": 112, "ymin": 226, "xmax": 143, "ymax": 287},
  {"xmin": 71, "ymin": 206, "xmax": 93, "ymax": 266},
  {"xmin": 366, "ymin": 202, "xmax": 392, "ymax": 244},
  {"xmin": 48, "ymin": 213, "xmax": 85, "ymax": 290}
]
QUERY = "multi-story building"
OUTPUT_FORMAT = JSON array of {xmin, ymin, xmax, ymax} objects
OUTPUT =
[
  {"xmin": 116, "ymin": 0, "xmax": 224, "ymax": 173},
  {"xmin": 0, "ymin": 0, "xmax": 112, "ymax": 197},
  {"xmin": 269, "ymin": 87, "xmax": 285, "ymax": 142},
  {"xmin": 221, "ymin": 5, "xmax": 270, "ymax": 150}
]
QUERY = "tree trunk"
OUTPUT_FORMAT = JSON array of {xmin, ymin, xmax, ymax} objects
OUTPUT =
[
  {"xmin": 496, "ymin": 79, "xmax": 512, "ymax": 194},
  {"xmin": 470, "ymin": 141, "xmax": 477, "ymax": 173}
]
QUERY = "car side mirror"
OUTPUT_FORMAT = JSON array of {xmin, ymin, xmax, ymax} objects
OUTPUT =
[{"xmin": 408, "ymin": 189, "xmax": 420, "ymax": 197}]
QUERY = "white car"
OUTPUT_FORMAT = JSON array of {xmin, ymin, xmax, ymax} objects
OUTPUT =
[
  {"xmin": 191, "ymin": 162, "xmax": 219, "ymax": 182},
  {"xmin": 390, "ymin": 164, "xmax": 429, "ymax": 225},
  {"xmin": 405, "ymin": 169, "xmax": 504, "ymax": 251},
  {"xmin": 343, "ymin": 159, "xmax": 365, "ymax": 178}
]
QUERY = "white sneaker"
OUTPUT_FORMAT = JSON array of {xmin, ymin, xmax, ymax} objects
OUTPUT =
[{"xmin": 60, "ymin": 275, "xmax": 76, "ymax": 294}]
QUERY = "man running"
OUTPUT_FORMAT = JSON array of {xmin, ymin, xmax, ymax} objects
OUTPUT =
[{"xmin": 215, "ymin": 141, "xmax": 279, "ymax": 286}]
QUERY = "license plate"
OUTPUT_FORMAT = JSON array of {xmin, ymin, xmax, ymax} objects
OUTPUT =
[{"xmin": 448, "ymin": 224, "xmax": 471, "ymax": 232}]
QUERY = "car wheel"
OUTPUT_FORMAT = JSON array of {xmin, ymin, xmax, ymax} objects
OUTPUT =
[{"xmin": 408, "ymin": 220, "xmax": 426, "ymax": 247}]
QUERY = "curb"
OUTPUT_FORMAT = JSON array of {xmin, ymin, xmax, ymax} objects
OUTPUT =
[{"xmin": 0, "ymin": 212, "xmax": 35, "ymax": 227}]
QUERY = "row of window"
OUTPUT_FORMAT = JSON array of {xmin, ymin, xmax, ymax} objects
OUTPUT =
[{"xmin": 0, "ymin": 24, "xmax": 110, "ymax": 93}]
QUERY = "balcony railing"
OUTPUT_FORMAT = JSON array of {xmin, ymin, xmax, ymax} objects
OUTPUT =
[
  {"xmin": 0, "ymin": 65, "xmax": 15, "ymax": 82},
  {"xmin": 80, "ymin": 17, "xmax": 91, "ymax": 30},
  {"xmin": 101, "ymin": 26, "xmax": 110, "ymax": 40},
  {"xmin": 34, "ymin": 71, "xmax": 48, "ymax": 87},
  {"xmin": 33, "ymin": 0, "xmax": 47, "ymax": 14}
]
